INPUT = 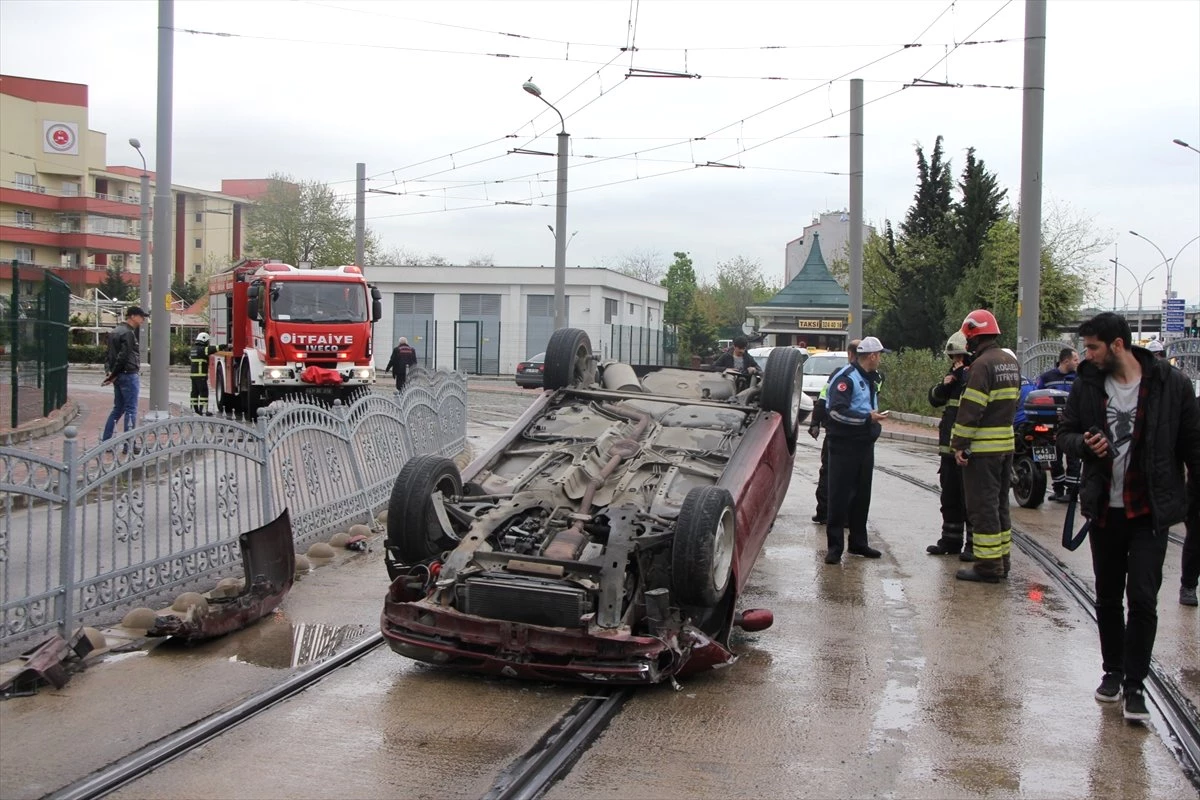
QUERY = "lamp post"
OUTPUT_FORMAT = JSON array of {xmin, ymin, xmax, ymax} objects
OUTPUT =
[
  {"xmin": 1129, "ymin": 232, "xmax": 1200, "ymax": 339},
  {"xmin": 1174, "ymin": 138, "xmax": 1200, "ymax": 154},
  {"xmin": 547, "ymin": 225, "xmax": 578, "ymax": 254},
  {"xmin": 129, "ymin": 138, "xmax": 151, "ymax": 358},
  {"xmin": 523, "ymin": 80, "xmax": 568, "ymax": 330},
  {"xmin": 1111, "ymin": 257, "xmax": 1157, "ymax": 341}
]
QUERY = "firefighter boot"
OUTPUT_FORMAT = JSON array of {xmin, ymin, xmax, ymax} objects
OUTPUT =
[
  {"xmin": 955, "ymin": 558, "xmax": 1004, "ymax": 583},
  {"xmin": 959, "ymin": 535, "xmax": 977, "ymax": 562},
  {"xmin": 926, "ymin": 536, "xmax": 963, "ymax": 556}
]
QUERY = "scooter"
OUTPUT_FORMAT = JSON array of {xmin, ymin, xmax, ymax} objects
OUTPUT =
[{"xmin": 1011, "ymin": 388, "xmax": 1070, "ymax": 508}]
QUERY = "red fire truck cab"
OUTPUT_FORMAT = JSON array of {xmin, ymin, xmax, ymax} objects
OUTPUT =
[{"xmin": 208, "ymin": 259, "xmax": 383, "ymax": 415}]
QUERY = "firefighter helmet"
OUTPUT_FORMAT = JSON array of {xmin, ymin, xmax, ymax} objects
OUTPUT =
[
  {"xmin": 961, "ymin": 309, "xmax": 1001, "ymax": 337},
  {"xmin": 195, "ymin": 332, "xmax": 211, "ymax": 344},
  {"xmin": 944, "ymin": 331, "xmax": 969, "ymax": 356}
]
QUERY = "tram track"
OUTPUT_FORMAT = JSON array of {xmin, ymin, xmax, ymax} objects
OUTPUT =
[{"xmin": 876, "ymin": 463, "xmax": 1200, "ymax": 787}]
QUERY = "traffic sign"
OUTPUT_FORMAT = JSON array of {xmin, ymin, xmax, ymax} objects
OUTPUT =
[
  {"xmin": 1163, "ymin": 298, "xmax": 1186, "ymax": 308},
  {"xmin": 1166, "ymin": 323, "xmax": 1185, "ymax": 332}
]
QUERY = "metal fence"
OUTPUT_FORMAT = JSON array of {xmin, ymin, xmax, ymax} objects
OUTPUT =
[
  {"xmin": 1021, "ymin": 337, "xmax": 1200, "ymax": 383},
  {"xmin": 0, "ymin": 369, "xmax": 466, "ymax": 661},
  {"xmin": 2, "ymin": 268, "xmax": 70, "ymax": 430}
]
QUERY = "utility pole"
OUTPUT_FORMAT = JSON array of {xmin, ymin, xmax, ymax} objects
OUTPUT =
[
  {"xmin": 848, "ymin": 78, "xmax": 864, "ymax": 340},
  {"xmin": 355, "ymin": 162, "xmax": 365, "ymax": 267},
  {"xmin": 148, "ymin": 0, "xmax": 174, "ymax": 420},
  {"xmin": 1016, "ymin": 0, "xmax": 1046, "ymax": 356}
]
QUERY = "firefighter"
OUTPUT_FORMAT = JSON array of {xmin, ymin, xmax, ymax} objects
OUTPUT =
[
  {"xmin": 926, "ymin": 331, "xmax": 972, "ymax": 557},
  {"xmin": 951, "ymin": 310, "xmax": 1022, "ymax": 582},
  {"xmin": 823, "ymin": 336, "xmax": 887, "ymax": 564},
  {"xmin": 385, "ymin": 336, "xmax": 419, "ymax": 392},
  {"xmin": 189, "ymin": 332, "xmax": 217, "ymax": 415}
]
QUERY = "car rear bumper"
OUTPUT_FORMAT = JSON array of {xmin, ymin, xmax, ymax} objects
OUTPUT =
[{"xmin": 381, "ymin": 596, "xmax": 732, "ymax": 684}]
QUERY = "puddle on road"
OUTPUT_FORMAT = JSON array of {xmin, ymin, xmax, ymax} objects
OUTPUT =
[{"xmin": 216, "ymin": 617, "xmax": 372, "ymax": 669}]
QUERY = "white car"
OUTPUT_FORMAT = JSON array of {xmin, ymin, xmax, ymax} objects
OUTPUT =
[
  {"xmin": 802, "ymin": 352, "xmax": 850, "ymax": 396},
  {"xmin": 748, "ymin": 346, "xmax": 807, "ymax": 376}
]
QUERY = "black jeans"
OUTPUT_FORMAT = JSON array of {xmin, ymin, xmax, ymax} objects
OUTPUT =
[
  {"xmin": 1089, "ymin": 509, "xmax": 1169, "ymax": 690},
  {"xmin": 826, "ymin": 436, "xmax": 875, "ymax": 554},
  {"xmin": 1182, "ymin": 509, "xmax": 1199, "ymax": 590}
]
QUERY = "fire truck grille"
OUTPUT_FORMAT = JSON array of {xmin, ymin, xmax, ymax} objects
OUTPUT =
[
  {"xmin": 458, "ymin": 574, "xmax": 590, "ymax": 628},
  {"xmin": 306, "ymin": 360, "xmax": 338, "ymax": 369}
]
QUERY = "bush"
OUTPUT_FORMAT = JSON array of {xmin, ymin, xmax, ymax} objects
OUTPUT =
[
  {"xmin": 879, "ymin": 349, "xmax": 947, "ymax": 416},
  {"xmin": 69, "ymin": 343, "xmax": 193, "ymax": 365}
]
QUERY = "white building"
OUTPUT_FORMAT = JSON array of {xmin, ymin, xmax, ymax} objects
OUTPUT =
[
  {"xmin": 366, "ymin": 265, "xmax": 667, "ymax": 374},
  {"xmin": 784, "ymin": 210, "xmax": 875, "ymax": 284}
]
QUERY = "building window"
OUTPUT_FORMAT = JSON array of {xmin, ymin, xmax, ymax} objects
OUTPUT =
[
  {"xmin": 194, "ymin": 238, "xmax": 202, "ymax": 249},
  {"xmin": 14, "ymin": 247, "xmax": 34, "ymax": 264},
  {"xmin": 604, "ymin": 298, "xmax": 619, "ymax": 324},
  {"xmin": 15, "ymin": 172, "xmax": 35, "ymax": 190},
  {"xmin": 61, "ymin": 181, "xmax": 80, "ymax": 197},
  {"xmin": 194, "ymin": 264, "xmax": 203, "ymax": 273},
  {"xmin": 195, "ymin": 212, "xmax": 203, "ymax": 222},
  {"xmin": 628, "ymin": 302, "xmax": 635, "ymax": 314},
  {"xmin": 15, "ymin": 210, "xmax": 33, "ymax": 228}
]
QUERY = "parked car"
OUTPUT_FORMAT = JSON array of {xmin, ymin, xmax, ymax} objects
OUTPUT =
[
  {"xmin": 802, "ymin": 352, "xmax": 849, "ymax": 396},
  {"xmin": 515, "ymin": 352, "xmax": 546, "ymax": 388},
  {"xmin": 749, "ymin": 346, "xmax": 808, "ymax": 377},
  {"xmin": 382, "ymin": 328, "xmax": 812, "ymax": 684}
]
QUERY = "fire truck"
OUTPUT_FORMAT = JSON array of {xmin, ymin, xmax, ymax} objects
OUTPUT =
[{"xmin": 207, "ymin": 259, "xmax": 382, "ymax": 416}]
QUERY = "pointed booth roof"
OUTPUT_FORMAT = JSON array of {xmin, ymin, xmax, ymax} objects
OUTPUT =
[{"xmin": 761, "ymin": 233, "xmax": 849, "ymax": 309}]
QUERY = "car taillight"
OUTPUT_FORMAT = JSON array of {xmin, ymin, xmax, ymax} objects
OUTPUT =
[
  {"xmin": 538, "ymin": 365, "xmax": 544, "ymax": 372},
  {"xmin": 1034, "ymin": 424, "xmax": 1050, "ymax": 433}
]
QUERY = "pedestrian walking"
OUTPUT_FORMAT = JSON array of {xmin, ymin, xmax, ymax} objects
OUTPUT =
[
  {"xmin": 189, "ymin": 332, "xmax": 217, "ymax": 415},
  {"xmin": 1035, "ymin": 347, "xmax": 1080, "ymax": 501},
  {"xmin": 1058, "ymin": 312, "xmax": 1200, "ymax": 721},
  {"xmin": 926, "ymin": 331, "xmax": 972, "ymax": 557},
  {"xmin": 385, "ymin": 336, "xmax": 418, "ymax": 392},
  {"xmin": 808, "ymin": 339, "xmax": 859, "ymax": 524},
  {"xmin": 951, "ymin": 309, "xmax": 1021, "ymax": 583},
  {"xmin": 823, "ymin": 336, "xmax": 887, "ymax": 564},
  {"xmin": 101, "ymin": 306, "xmax": 147, "ymax": 442}
]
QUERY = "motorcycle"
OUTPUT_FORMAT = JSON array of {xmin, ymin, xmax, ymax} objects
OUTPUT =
[{"xmin": 1011, "ymin": 388, "xmax": 1070, "ymax": 508}]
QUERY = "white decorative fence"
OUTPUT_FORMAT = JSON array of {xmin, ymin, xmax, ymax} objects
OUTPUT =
[{"xmin": 0, "ymin": 370, "xmax": 466, "ymax": 661}]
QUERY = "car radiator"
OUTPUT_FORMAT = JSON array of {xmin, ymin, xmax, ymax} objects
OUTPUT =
[{"xmin": 458, "ymin": 574, "xmax": 590, "ymax": 628}]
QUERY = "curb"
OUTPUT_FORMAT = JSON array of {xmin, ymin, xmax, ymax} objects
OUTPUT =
[
  {"xmin": 880, "ymin": 429, "xmax": 939, "ymax": 448},
  {"xmin": 1, "ymin": 399, "xmax": 80, "ymax": 447}
]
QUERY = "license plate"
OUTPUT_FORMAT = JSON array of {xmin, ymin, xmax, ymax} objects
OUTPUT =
[
  {"xmin": 524, "ymin": 367, "xmax": 541, "ymax": 373},
  {"xmin": 1032, "ymin": 445, "xmax": 1057, "ymax": 463}
]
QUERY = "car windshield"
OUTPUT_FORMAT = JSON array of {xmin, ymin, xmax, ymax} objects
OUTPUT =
[
  {"xmin": 803, "ymin": 355, "xmax": 848, "ymax": 376},
  {"xmin": 269, "ymin": 280, "xmax": 367, "ymax": 323}
]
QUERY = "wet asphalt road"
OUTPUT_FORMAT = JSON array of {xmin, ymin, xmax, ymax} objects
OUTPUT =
[{"xmin": 1, "ymin": 389, "xmax": 1197, "ymax": 799}]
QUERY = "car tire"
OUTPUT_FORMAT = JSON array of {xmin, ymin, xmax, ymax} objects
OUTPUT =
[
  {"xmin": 387, "ymin": 455, "xmax": 464, "ymax": 564},
  {"xmin": 543, "ymin": 328, "xmax": 596, "ymax": 390},
  {"xmin": 671, "ymin": 486, "xmax": 736, "ymax": 607},
  {"xmin": 214, "ymin": 366, "xmax": 231, "ymax": 414},
  {"xmin": 761, "ymin": 346, "xmax": 804, "ymax": 451}
]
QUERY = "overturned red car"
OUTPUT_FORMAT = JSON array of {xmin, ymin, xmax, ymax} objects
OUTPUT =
[{"xmin": 381, "ymin": 328, "xmax": 810, "ymax": 684}]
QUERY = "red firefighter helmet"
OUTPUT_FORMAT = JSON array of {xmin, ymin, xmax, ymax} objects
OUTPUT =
[{"xmin": 961, "ymin": 309, "xmax": 1001, "ymax": 337}]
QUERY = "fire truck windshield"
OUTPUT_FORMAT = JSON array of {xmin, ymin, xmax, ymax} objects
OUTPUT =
[{"xmin": 269, "ymin": 280, "xmax": 367, "ymax": 323}]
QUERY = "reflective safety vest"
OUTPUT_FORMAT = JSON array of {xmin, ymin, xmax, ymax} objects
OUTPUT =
[
  {"xmin": 950, "ymin": 342, "xmax": 1020, "ymax": 455},
  {"xmin": 189, "ymin": 343, "xmax": 215, "ymax": 378}
]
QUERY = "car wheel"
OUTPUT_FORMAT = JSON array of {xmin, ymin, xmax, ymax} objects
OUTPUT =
[
  {"xmin": 671, "ymin": 486, "xmax": 736, "ymax": 607},
  {"xmin": 214, "ymin": 367, "xmax": 230, "ymax": 414},
  {"xmin": 387, "ymin": 455, "xmax": 464, "ymax": 564},
  {"xmin": 1011, "ymin": 454, "xmax": 1046, "ymax": 508},
  {"xmin": 543, "ymin": 328, "xmax": 596, "ymax": 390},
  {"xmin": 761, "ymin": 346, "xmax": 804, "ymax": 451}
]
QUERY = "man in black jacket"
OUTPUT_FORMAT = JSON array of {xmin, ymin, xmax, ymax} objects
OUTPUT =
[
  {"xmin": 926, "ymin": 331, "xmax": 971, "ymax": 556},
  {"xmin": 384, "ymin": 337, "xmax": 418, "ymax": 392},
  {"xmin": 1058, "ymin": 312, "xmax": 1200, "ymax": 722},
  {"xmin": 102, "ymin": 306, "xmax": 148, "ymax": 442}
]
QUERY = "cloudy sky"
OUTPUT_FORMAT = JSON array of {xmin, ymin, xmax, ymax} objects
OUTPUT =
[{"xmin": 2, "ymin": 0, "xmax": 1198, "ymax": 307}]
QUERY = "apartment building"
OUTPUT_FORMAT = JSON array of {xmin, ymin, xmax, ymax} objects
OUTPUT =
[{"xmin": 0, "ymin": 74, "xmax": 247, "ymax": 297}]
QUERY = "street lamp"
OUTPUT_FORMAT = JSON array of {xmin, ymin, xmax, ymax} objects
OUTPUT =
[
  {"xmin": 129, "ymin": 138, "xmax": 150, "ymax": 357},
  {"xmin": 523, "ymin": 80, "xmax": 568, "ymax": 330},
  {"xmin": 1111, "ymin": 258, "xmax": 1157, "ymax": 341},
  {"xmin": 1129, "ymin": 232, "xmax": 1200, "ymax": 338},
  {"xmin": 1174, "ymin": 138, "xmax": 1200, "ymax": 154},
  {"xmin": 547, "ymin": 225, "xmax": 578, "ymax": 253}
]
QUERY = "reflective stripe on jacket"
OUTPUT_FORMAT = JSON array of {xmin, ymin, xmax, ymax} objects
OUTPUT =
[
  {"xmin": 950, "ymin": 341, "xmax": 1020, "ymax": 455},
  {"xmin": 189, "ymin": 343, "xmax": 215, "ymax": 377}
]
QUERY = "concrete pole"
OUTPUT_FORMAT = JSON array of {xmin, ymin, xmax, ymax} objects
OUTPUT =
[
  {"xmin": 1016, "ymin": 0, "xmax": 1047, "ymax": 356},
  {"xmin": 149, "ymin": 0, "xmax": 174, "ymax": 419},
  {"xmin": 355, "ymin": 162, "xmax": 365, "ymax": 266},
  {"xmin": 848, "ymin": 78, "xmax": 864, "ymax": 340},
  {"xmin": 554, "ymin": 131, "xmax": 568, "ymax": 330}
]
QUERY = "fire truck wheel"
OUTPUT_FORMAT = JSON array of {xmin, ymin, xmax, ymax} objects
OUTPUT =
[{"xmin": 387, "ymin": 455, "xmax": 464, "ymax": 564}]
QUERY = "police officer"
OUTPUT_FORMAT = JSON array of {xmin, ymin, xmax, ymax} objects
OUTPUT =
[
  {"xmin": 952, "ymin": 309, "xmax": 1021, "ymax": 582},
  {"xmin": 1035, "ymin": 347, "xmax": 1079, "ymax": 501},
  {"xmin": 823, "ymin": 336, "xmax": 887, "ymax": 564},
  {"xmin": 809, "ymin": 339, "xmax": 860, "ymax": 524},
  {"xmin": 189, "ymin": 332, "xmax": 217, "ymax": 415},
  {"xmin": 927, "ymin": 331, "xmax": 971, "ymax": 557}
]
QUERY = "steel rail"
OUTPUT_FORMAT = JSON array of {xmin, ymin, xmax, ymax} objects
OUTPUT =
[
  {"xmin": 47, "ymin": 632, "xmax": 386, "ymax": 800},
  {"xmin": 483, "ymin": 688, "xmax": 632, "ymax": 800},
  {"xmin": 876, "ymin": 463, "xmax": 1200, "ymax": 787}
]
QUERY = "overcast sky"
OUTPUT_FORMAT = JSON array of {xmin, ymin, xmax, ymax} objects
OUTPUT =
[{"xmin": 2, "ymin": 0, "xmax": 1198, "ymax": 308}]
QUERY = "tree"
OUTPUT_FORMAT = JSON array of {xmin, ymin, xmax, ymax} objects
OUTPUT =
[
  {"xmin": 613, "ymin": 249, "xmax": 667, "ymax": 284},
  {"xmin": 99, "ymin": 266, "xmax": 135, "ymax": 301},
  {"xmin": 661, "ymin": 252, "xmax": 715, "ymax": 362},
  {"xmin": 951, "ymin": 147, "xmax": 1008, "ymax": 279},
  {"xmin": 369, "ymin": 246, "xmax": 450, "ymax": 266},
  {"xmin": 466, "ymin": 254, "xmax": 495, "ymax": 266},
  {"xmin": 900, "ymin": 136, "xmax": 955, "ymax": 245},
  {"xmin": 711, "ymin": 256, "xmax": 775, "ymax": 330},
  {"xmin": 245, "ymin": 173, "xmax": 380, "ymax": 266}
]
